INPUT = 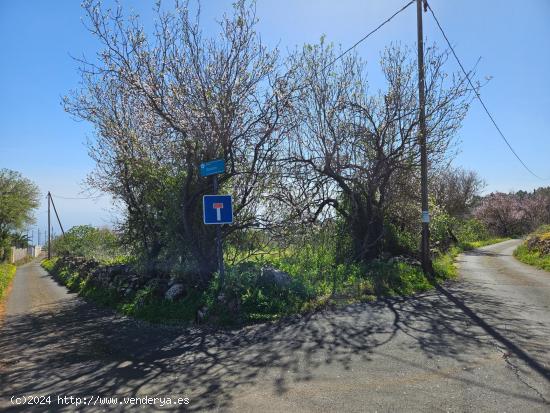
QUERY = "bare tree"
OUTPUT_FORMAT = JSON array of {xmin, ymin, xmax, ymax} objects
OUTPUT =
[
  {"xmin": 65, "ymin": 0, "xmax": 289, "ymax": 285},
  {"xmin": 430, "ymin": 167, "xmax": 484, "ymax": 217},
  {"xmin": 279, "ymin": 42, "xmax": 475, "ymax": 261}
]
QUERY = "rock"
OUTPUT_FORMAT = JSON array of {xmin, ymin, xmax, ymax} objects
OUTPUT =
[
  {"xmin": 527, "ymin": 233, "xmax": 550, "ymax": 255},
  {"xmin": 145, "ymin": 278, "xmax": 168, "ymax": 297},
  {"xmin": 196, "ymin": 305, "xmax": 209, "ymax": 323},
  {"xmin": 259, "ymin": 267, "xmax": 292, "ymax": 288},
  {"xmin": 389, "ymin": 255, "xmax": 421, "ymax": 267},
  {"xmin": 107, "ymin": 264, "xmax": 129, "ymax": 276},
  {"xmin": 164, "ymin": 283, "xmax": 185, "ymax": 301}
]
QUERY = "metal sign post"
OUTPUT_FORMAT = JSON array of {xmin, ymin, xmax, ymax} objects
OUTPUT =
[
  {"xmin": 200, "ymin": 159, "xmax": 232, "ymax": 292},
  {"xmin": 214, "ymin": 175, "xmax": 224, "ymax": 290}
]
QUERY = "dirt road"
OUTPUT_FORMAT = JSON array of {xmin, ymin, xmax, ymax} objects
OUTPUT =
[{"xmin": 0, "ymin": 241, "xmax": 548, "ymax": 411}]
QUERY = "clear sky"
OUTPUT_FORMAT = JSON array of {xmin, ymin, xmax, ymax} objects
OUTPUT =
[{"xmin": 1, "ymin": 0, "xmax": 549, "ymax": 239}]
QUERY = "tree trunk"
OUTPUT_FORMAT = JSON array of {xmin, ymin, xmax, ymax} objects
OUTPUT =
[{"xmin": 348, "ymin": 198, "xmax": 385, "ymax": 262}]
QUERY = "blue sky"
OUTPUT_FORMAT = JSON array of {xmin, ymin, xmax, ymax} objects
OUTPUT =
[{"xmin": 1, "ymin": 0, "xmax": 549, "ymax": 238}]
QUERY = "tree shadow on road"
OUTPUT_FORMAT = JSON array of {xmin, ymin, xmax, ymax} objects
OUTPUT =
[{"xmin": 1, "ymin": 279, "xmax": 549, "ymax": 411}]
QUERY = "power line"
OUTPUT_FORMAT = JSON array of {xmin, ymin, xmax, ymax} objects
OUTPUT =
[
  {"xmin": 321, "ymin": 0, "xmax": 415, "ymax": 72},
  {"xmin": 50, "ymin": 193, "xmax": 105, "ymax": 200},
  {"xmin": 426, "ymin": 2, "xmax": 547, "ymax": 180}
]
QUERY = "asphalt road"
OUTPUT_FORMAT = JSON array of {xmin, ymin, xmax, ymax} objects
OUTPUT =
[{"xmin": 0, "ymin": 240, "xmax": 549, "ymax": 412}]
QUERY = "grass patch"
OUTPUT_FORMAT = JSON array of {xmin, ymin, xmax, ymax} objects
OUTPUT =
[
  {"xmin": 0, "ymin": 262, "xmax": 17, "ymax": 301},
  {"xmin": 514, "ymin": 241, "xmax": 550, "ymax": 272},
  {"xmin": 364, "ymin": 261, "xmax": 431, "ymax": 296},
  {"xmin": 83, "ymin": 284, "xmax": 204, "ymax": 324},
  {"xmin": 41, "ymin": 257, "xmax": 57, "ymax": 272},
  {"xmin": 459, "ymin": 237, "xmax": 509, "ymax": 251},
  {"xmin": 433, "ymin": 246, "xmax": 461, "ymax": 280}
]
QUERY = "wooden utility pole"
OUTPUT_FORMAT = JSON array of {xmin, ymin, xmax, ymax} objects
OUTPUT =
[
  {"xmin": 416, "ymin": 0, "xmax": 433, "ymax": 275},
  {"xmin": 47, "ymin": 192, "xmax": 51, "ymax": 259}
]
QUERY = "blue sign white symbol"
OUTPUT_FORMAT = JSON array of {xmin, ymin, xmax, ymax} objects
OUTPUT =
[
  {"xmin": 203, "ymin": 195, "xmax": 233, "ymax": 224},
  {"xmin": 200, "ymin": 159, "xmax": 225, "ymax": 177}
]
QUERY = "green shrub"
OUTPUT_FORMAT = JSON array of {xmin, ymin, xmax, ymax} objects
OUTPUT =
[
  {"xmin": 384, "ymin": 222, "xmax": 418, "ymax": 256},
  {"xmin": 364, "ymin": 261, "xmax": 432, "ymax": 296},
  {"xmin": 50, "ymin": 225, "xmax": 124, "ymax": 262},
  {"xmin": 514, "ymin": 228, "xmax": 550, "ymax": 272},
  {"xmin": 205, "ymin": 262, "xmax": 311, "ymax": 322},
  {"xmin": 432, "ymin": 246, "xmax": 461, "ymax": 280},
  {"xmin": 429, "ymin": 207, "xmax": 457, "ymax": 253},
  {"xmin": 40, "ymin": 221, "xmax": 508, "ymax": 326},
  {"xmin": 454, "ymin": 218, "xmax": 489, "ymax": 244},
  {"xmin": 0, "ymin": 263, "xmax": 16, "ymax": 301}
]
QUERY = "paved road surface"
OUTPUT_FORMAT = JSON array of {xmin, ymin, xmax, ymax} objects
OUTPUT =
[{"xmin": 0, "ymin": 240, "xmax": 549, "ymax": 411}]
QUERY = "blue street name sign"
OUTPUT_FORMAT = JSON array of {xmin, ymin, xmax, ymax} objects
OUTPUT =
[
  {"xmin": 200, "ymin": 159, "xmax": 225, "ymax": 177},
  {"xmin": 203, "ymin": 195, "xmax": 233, "ymax": 225}
]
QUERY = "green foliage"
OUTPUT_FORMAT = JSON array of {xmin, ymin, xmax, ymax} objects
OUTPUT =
[
  {"xmin": 428, "ymin": 209, "xmax": 499, "ymax": 254},
  {"xmin": 432, "ymin": 246, "xmax": 461, "ymax": 280},
  {"xmin": 211, "ymin": 262, "xmax": 311, "ymax": 322},
  {"xmin": 0, "ymin": 169, "xmax": 40, "ymax": 260},
  {"xmin": 514, "ymin": 245, "xmax": 550, "ymax": 272},
  {"xmin": 41, "ymin": 214, "xmax": 508, "ymax": 326},
  {"xmin": 459, "ymin": 237, "xmax": 508, "ymax": 250},
  {"xmin": 385, "ymin": 209, "xmax": 494, "ymax": 257},
  {"xmin": 123, "ymin": 293, "xmax": 204, "ymax": 324},
  {"xmin": 50, "ymin": 225, "xmax": 124, "ymax": 262},
  {"xmin": 532, "ymin": 224, "xmax": 550, "ymax": 235},
  {"xmin": 0, "ymin": 263, "xmax": 16, "ymax": 301},
  {"xmin": 514, "ymin": 227, "xmax": 550, "ymax": 271},
  {"xmin": 454, "ymin": 218, "xmax": 489, "ymax": 243},
  {"xmin": 427, "ymin": 205, "xmax": 496, "ymax": 253},
  {"xmin": 364, "ymin": 261, "xmax": 432, "ymax": 296},
  {"xmin": 41, "ymin": 258, "xmax": 57, "ymax": 272},
  {"xmin": 429, "ymin": 205, "xmax": 458, "ymax": 253},
  {"xmin": 384, "ymin": 222, "xmax": 418, "ymax": 256}
]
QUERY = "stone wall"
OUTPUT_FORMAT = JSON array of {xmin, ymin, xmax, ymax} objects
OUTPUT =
[
  {"xmin": 10, "ymin": 247, "xmax": 27, "ymax": 264},
  {"xmin": 51, "ymin": 256, "xmax": 174, "ymax": 301}
]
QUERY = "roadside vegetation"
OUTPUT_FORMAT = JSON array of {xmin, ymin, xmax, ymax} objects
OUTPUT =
[
  {"xmin": 0, "ymin": 168, "xmax": 40, "ymax": 262},
  {"xmin": 41, "ymin": 0, "xmax": 550, "ymax": 325},
  {"xmin": 0, "ymin": 263, "xmax": 17, "ymax": 303},
  {"xmin": 43, "ymin": 218, "xmax": 506, "ymax": 325},
  {"xmin": 514, "ymin": 225, "xmax": 550, "ymax": 272}
]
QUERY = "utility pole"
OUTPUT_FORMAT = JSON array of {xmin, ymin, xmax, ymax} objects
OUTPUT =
[
  {"xmin": 47, "ymin": 192, "xmax": 51, "ymax": 259},
  {"xmin": 416, "ymin": 0, "xmax": 433, "ymax": 275}
]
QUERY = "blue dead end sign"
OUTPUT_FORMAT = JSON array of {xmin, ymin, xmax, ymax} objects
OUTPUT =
[{"xmin": 203, "ymin": 195, "xmax": 233, "ymax": 224}]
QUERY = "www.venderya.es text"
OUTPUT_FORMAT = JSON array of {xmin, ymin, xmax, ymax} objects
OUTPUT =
[{"xmin": 10, "ymin": 395, "xmax": 190, "ymax": 407}]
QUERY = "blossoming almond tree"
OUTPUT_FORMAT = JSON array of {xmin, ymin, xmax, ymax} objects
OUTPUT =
[{"xmin": 65, "ymin": 0, "xmax": 291, "ymax": 285}]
